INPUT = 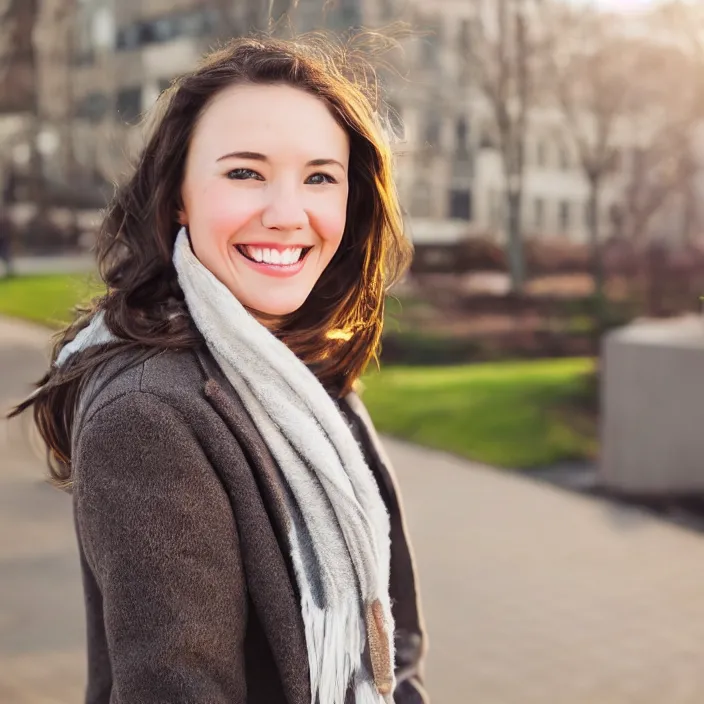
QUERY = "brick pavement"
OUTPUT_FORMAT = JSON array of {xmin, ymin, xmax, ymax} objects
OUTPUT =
[{"xmin": 2, "ymin": 315, "xmax": 704, "ymax": 703}]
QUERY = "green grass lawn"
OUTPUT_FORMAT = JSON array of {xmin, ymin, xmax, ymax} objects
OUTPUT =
[
  {"xmin": 0, "ymin": 274, "xmax": 597, "ymax": 469},
  {"xmin": 362, "ymin": 358, "xmax": 598, "ymax": 469},
  {"xmin": 0, "ymin": 273, "xmax": 105, "ymax": 328}
]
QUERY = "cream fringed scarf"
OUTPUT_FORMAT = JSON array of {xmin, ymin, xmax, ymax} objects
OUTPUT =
[{"xmin": 57, "ymin": 228, "xmax": 396, "ymax": 704}]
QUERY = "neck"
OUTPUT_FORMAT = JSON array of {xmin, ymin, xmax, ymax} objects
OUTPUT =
[{"xmin": 248, "ymin": 308, "xmax": 285, "ymax": 334}]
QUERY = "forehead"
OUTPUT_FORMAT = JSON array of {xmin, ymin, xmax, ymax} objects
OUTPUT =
[{"xmin": 191, "ymin": 83, "xmax": 350, "ymax": 160}]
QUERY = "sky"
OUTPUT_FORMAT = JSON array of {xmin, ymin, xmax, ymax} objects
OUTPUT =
[
  {"xmin": 598, "ymin": 0, "xmax": 661, "ymax": 10},
  {"xmin": 575, "ymin": 0, "xmax": 662, "ymax": 13}
]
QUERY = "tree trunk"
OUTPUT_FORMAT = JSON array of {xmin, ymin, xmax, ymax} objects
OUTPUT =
[
  {"xmin": 64, "ymin": 0, "xmax": 79, "ymax": 246},
  {"xmin": 587, "ymin": 178, "xmax": 603, "ymax": 299},
  {"xmin": 682, "ymin": 171, "xmax": 697, "ymax": 244},
  {"xmin": 28, "ymin": 116, "xmax": 46, "ymax": 217},
  {"xmin": 588, "ymin": 177, "xmax": 605, "ymax": 349},
  {"xmin": 506, "ymin": 189, "xmax": 525, "ymax": 294}
]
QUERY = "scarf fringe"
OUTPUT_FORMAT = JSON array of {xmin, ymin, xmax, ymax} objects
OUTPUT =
[
  {"xmin": 302, "ymin": 597, "xmax": 363, "ymax": 704},
  {"xmin": 302, "ymin": 596, "xmax": 386, "ymax": 704}
]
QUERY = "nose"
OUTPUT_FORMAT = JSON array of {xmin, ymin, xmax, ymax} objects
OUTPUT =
[{"xmin": 260, "ymin": 183, "xmax": 308, "ymax": 231}]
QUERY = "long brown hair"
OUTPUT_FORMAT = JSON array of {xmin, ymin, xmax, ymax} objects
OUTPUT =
[{"xmin": 10, "ymin": 32, "xmax": 412, "ymax": 485}]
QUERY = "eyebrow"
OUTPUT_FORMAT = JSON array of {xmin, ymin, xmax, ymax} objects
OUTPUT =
[{"xmin": 216, "ymin": 151, "xmax": 346, "ymax": 171}]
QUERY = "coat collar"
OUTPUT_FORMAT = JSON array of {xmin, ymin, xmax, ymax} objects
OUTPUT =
[{"xmin": 194, "ymin": 348, "xmax": 312, "ymax": 704}]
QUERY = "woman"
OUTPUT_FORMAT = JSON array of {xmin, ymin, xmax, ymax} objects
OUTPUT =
[{"xmin": 12, "ymin": 35, "xmax": 428, "ymax": 704}]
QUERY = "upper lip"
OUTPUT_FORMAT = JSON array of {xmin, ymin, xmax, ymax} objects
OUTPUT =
[{"xmin": 236, "ymin": 243, "xmax": 313, "ymax": 251}]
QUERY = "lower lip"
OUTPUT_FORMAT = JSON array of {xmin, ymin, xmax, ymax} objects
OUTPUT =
[{"xmin": 234, "ymin": 247, "xmax": 308, "ymax": 278}]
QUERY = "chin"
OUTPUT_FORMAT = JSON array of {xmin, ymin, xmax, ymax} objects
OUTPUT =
[{"xmin": 248, "ymin": 296, "xmax": 309, "ymax": 318}]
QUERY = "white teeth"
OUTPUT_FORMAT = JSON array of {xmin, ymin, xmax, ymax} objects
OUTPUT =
[{"xmin": 242, "ymin": 245, "xmax": 305, "ymax": 265}]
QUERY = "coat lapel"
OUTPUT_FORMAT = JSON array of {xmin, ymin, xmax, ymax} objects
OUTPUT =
[{"xmin": 194, "ymin": 350, "xmax": 311, "ymax": 704}]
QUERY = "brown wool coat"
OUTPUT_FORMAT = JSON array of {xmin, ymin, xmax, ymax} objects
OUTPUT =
[{"xmin": 70, "ymin": 346, "xmax": 429, "ymax": 704}]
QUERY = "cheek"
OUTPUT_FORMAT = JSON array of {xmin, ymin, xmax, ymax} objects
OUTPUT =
[
  {"xmin": 311, "ymin": 191, "xmax": 348, "ymax": 247},
  {"xmin": 190, "ymin": 181, "xmax": 258, "ymax": 241}
]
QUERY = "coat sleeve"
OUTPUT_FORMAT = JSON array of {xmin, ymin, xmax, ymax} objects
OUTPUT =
[{"xmin": 73, "ymin": 391, "xmax": 247, "ymax": 704}]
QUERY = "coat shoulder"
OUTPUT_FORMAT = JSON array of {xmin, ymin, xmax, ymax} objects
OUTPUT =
[{"xmin": 75, "ymin": 346, "xmax": 209, "ymax": 438}]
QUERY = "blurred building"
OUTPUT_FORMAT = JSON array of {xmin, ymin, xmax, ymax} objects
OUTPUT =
[
  {"xmin": 64, "ymin": 0, "xmax": 398, "ymax": 184},
  {"xmin": 397, "ymin": 0, "xmax": 704, "ymax": 246},
  {"xmin": 0, "ymin": 0, "xmax": 39, "ymax": 205},
  {"xmin": 393, "ymin": 0, "xmax": 627, "ymax": 246},
  {"xmin": 34, "ymin": 0, "xmax": 76, "ymax": 185},
  {"xmin": 1, "ymin": 0, "xmax": 110, "ymax": 210},
  {"xmin": 0, "ymin": 0, "xmax": 627, "ymax": 243},
  {"xmin": 4, "ymin": 0, "xmax": 699, "ymax": 246}
]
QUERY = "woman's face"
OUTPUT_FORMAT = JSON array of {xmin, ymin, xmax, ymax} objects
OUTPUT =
[{"xmin": 179, "ymin": 83, "xmax": 350, "ymax": 318}]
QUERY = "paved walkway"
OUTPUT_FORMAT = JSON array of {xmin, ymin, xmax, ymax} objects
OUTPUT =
[
  {"xmin": 7, "ymin": 253, "xmax": 95, "ymax": 277},
  {"xmin": 0, "ymin": 318, "xmax": 86, "ymax": 703},
  {"xmin": 2, "ymin": 315, "xmax": 704, "ymax": 703}
]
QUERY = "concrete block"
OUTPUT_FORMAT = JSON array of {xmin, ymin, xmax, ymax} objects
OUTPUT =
[{"xmin": 599, "ymin": 315, "xmax": 704, "ymax": 494}]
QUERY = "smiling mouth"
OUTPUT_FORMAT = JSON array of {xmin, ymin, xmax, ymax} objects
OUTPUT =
[{"xmin": 235, "ymin": 244, "xmax": 313, "ymax": 266}]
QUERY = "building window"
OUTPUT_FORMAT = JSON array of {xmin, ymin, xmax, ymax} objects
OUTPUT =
[
  {"xmin": 559, "ymin": 146, "xmax": 570, "ymax": 170},
  {"xmin": 411, "ymin": 182, "xmax": 431, "ymax": 218},
  {"xmin": 179, "ymin": 9, "xmax": 218, "ymax": 37},
  {"xmin": 458, "ymin": 18, "xmax": 471, "ymax": 53},
  {"xmin": 420, "ymin": 15, "xmax": 442, "ymax": 68},
  {"xmin": 116, "ymin": 25, "xmax": 140, "ymax": 50},
  {"xmin": 151, "ymin": 17, "xmax": 177, "ymax": 42},
  {"xmin": 74, "ymin": 49, "xmax": 94, "ymax": 65},
  {"xmin": 559, "ymin": 200, "xmax": 571, "ymax": 231},
  {"xmin": 76, "ymin": 92, "xmax": 109, "ymax": 123},
  {"xmin": 536, "ymin": 140, "xmax": 547, "ymax": 168},
  {"xmin": 116, "ymin": 9, "xmax": 217, "ymax": 51},
  {"xmin": 335, "ymin": 0, "xmax": 362, "ymax": 27},
  {"xmin": 479, "ymin": 128, "xmax": 498, "ymax": 150},
  {"xmin": 489, "ymin": 189, "xmax": 504, "ymax": 228},
  {"xmin": 584, "ymin": 201, "xmax": 600, "ymax": 229},
  {"xmin": 534, "ymin": 197, "xmax": 544, "ymax": 229},
  {"xmin": 379, "ymin": 0, "xmax": 395, "ymax": 21},
  {"xmin": 158, "ymin": 78, "xmax": 174, "ymax": 93},
  {"xmin": 456, "ymin": 116, "xmax": 469, "ymax": 154},
  {"xmin": 116, "ymin": 87, "xmax": 142, "ymax": 124},
  {"xmin": 449, "ymin": 188, "xmax": 472, "ymax": 220},
  {"xmin": 424, "ymin": 116, "xmax": 441, "ymax": 147}
]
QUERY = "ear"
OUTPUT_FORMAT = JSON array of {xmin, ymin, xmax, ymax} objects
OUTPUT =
[{"xmin": 177, "ymin": 209, "xmax": 188, "ymax": 226}]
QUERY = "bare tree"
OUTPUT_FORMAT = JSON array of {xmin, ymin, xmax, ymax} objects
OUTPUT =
[
  {"xmin": 641, "ymin": 0, "xmax": 704, "ymax": 240},
  {"xmin": 618, "ymin": 115, "xmax": 697, "ymax": 242},
  {"xmin": 0, "ymin": 0, "xmax": 38, "ymax": 113},
  {"xmin": 465, "ymin": 0, "xmax": 545, "ymax": 294},
  {"xmin": 546, "ymin": 6, "xmax": 643, "ymax": 300},
  {"xmin": 657, "ymin": 0, "xmax": 704, "ymax": 62},
  {"xmin": 551, "ymin": 4, "xmax": 703, "ymax": 253},
  {"xmin": 0, "ymin": 0, "xmax": 40, "ymax": 210}
]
